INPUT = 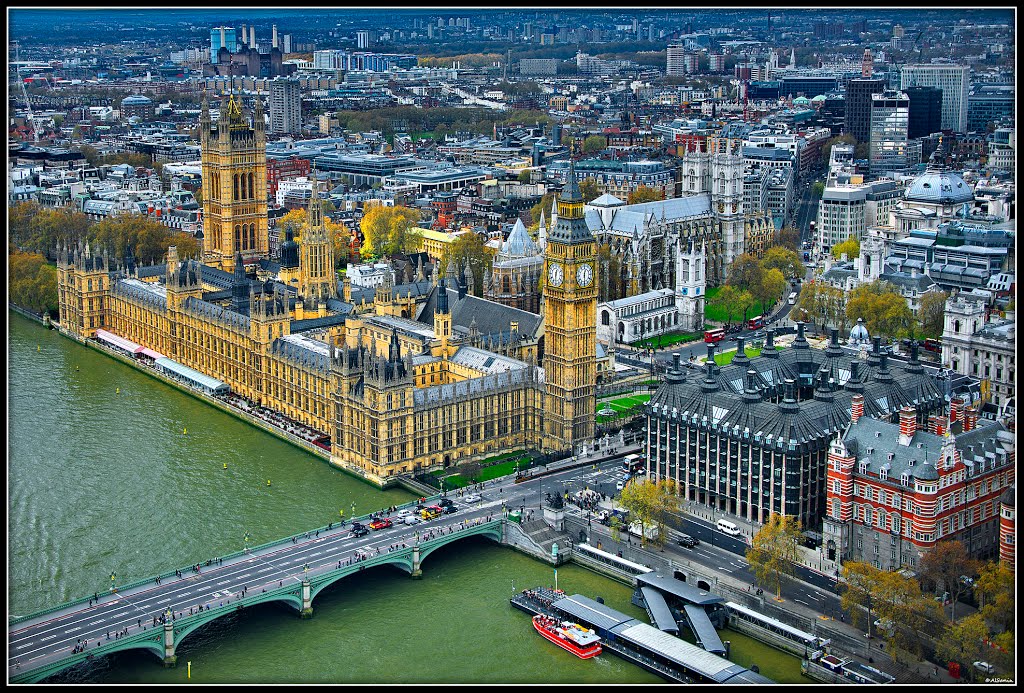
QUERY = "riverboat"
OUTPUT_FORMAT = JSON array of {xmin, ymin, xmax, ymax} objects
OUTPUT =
[{"xmin": 532, "ymin": 614, "xmax": 602, "ymax": 659}]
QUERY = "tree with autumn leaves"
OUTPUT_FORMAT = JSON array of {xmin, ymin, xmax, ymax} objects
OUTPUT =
[
  {"xmin": 359, "ymin": 205, "xmax": 423, "ymax": 260},
  {"xmin": 617, "ymin": 477, "xmax": 679, "ymax": 549},
  {"xmin": 746, "ymin": 514, "xmax": 801, "ymax": 600},
  {"xmin": 9, "ymin": 250, "xmax": 59, "ymax": 316}
]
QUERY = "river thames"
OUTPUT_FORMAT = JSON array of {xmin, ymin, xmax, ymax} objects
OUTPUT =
[{"xmin": 9, "ymin": 310, "xmax": 802, "ymax": 683}]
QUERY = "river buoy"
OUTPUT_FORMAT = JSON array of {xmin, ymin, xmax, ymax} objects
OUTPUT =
[
  {"xmin": 223, "ymin": 463, "xmax": 228, "ymax": 469},
  {"xmin": 116, "ymin": 387, "xmax": 121, "ymax": 394},
  {"xmin": 37, "ymin": 345, "xmax": 41, "ymax": 352},
  {"xmin": 267, "ymin": 480, "xmax": 272, "ymax": 487},
  {"xmin": 76, "ymin": 365, "xmax": 80, "ymax": 371},
  {"xmin": 183, "ymin": 427, "xmax": 188, "ymax": 435}
]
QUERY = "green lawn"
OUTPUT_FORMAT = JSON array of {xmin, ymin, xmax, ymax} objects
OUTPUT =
[
  {"xmin": 597, "ymin": 394, "xmax": 651, "ymax": 420},
  {"xmin": 714, "ymin": 345, "xmax": 785, "ymax": 365},
  {"xmin": 704, "ymin": 286, "xmax": 730, "ymax": 323},
  {"xmin": 432, "ymin": 450, "xmax": 533, "ymax": 487},
  {"xmin": 631, "ymin": 331, "xmax": 702, "ymax": 349}
]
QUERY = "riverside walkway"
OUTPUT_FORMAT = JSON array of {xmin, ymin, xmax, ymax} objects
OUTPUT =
[{"xmin": 8, "ymin": 500, "xmax": 504, "ymax": 684}]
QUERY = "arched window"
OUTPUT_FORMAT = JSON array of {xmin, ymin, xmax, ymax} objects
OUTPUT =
[
  {"xmin": 233, "ymin": 175, "xmax": 240, "ymax": 202},
  {"xmin": 234, "ymin": 224, "xmax": 241, "ymax": 250},
  {"xmin": 601, "ymin": 311, "xmax": 610, "ymax": 326},
  {"xmin": 249, "ymin": 173, "xmax": 255, "ymax": 201},
  {"xmin": 249, "ymin": 224, "xmax": 256, "ymax": 250},
  {"xmin": 954, "ymin": 319, "xmax": 961, "ymax": 333}
]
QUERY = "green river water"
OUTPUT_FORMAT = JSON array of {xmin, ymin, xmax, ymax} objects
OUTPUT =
[{"xmin": 8, "ymin": 310, "xmax": 804, "ymax": 683}]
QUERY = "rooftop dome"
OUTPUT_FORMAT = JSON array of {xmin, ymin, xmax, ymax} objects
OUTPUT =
[
  {"xmin": 905, "ymin": 144, "xmax": 973, "ymax": 205},
  {"xmin": 849, "ymin": 317, "xmax": 870, "ymax": 344},
  {"xmin": 913, "ymin": 462, "xmax": 939, "ymax": 481},
  {"xmin": 1000, "ymin": 484, "xmax": 1014, "ymax": 509},
  {"xmin": 496, "ymin": 219, "xmax": 540, "ymax": 260}
]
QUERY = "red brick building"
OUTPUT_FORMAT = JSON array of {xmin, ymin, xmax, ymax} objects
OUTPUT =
[
  {"xmin": 999, "ymin": 485, "xmax": 1015, "ymax": 568},
  {"xmin": 823, "ymin": 399, "xmax": 1015, "ymax": 570},
  {"xmin": 267, "ymin": 156, "xmax": 310, "ymax": 200}
]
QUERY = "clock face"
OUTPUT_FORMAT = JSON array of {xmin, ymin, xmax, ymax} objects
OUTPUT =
[
  {"xmin": 548, "ymin": 262, "xmax": 564, "ymax": 287},
  {"xmin": 576, "ymin": 263, "xmax": 593, "ymax": 287}
]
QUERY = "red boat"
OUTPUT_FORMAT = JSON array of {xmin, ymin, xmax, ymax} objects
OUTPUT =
[{"xmin": 532, "ymin": 614, "xmax": 602, "ymax": 659}]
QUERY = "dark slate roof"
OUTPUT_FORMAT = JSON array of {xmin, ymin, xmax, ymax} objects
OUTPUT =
[
  {"xmin": 182, "ymin": 295, "xmax": 251, "ymax": 330},
  {"xmin": 649, "ymin": 338, "xmax": 946, "ymax": 452},
  {"xmin": 417, "ymin": 285, "xmax": 543, "ymax": 339},
  {"xmin": 269, "ymin": 336, "xmax": 331, "ymax": 373},
  {"xmin": 842, "ymin": 417, "xmax": 1011, "ymax": 483},
  {"xmin": 290, "ymin": 313, "xmax": 347, "ymax": 332}
]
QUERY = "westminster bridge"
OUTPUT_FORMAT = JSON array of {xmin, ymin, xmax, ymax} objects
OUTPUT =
[{"xmin": 8, "ymin": 498, "xmax": 505, "ymax": 684}]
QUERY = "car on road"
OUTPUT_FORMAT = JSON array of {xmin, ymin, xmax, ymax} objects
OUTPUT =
[
  {"xmin": 677, "ymin": 534, "xmax": 699, "ymax": 548},
  {"xmin": 615, "ymin": 480, "xmax": 624, "ymax": 491},
  {"xmin": 463, "ymin": 494, "xmax": 481, "ymax": 503},
  {"xmin": 442, "ymin": 504, "xmax": 457, "ymax": 514},
  {"xmin": 403, "ymin": 515, "xmax": 421, "ymax": 525},
  {"xmin": 973, "ymin": 662, "xmax": 996, "ymax": 675},
  {"xmin": 438, "ymin": 497, "xmax": 454, "ymax": 507},
  {"xmin": 368, "ymin": 518, "xmax": 392, "ymax": 530},
  {"xmin": 350, "ymin": 525, "xmax": 369, "ymax": 537}
]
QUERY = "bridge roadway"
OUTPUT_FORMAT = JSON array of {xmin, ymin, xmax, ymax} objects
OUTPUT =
[{"xmin": 8, "ymin": 453, "xmax": 632, "ymax": 683}]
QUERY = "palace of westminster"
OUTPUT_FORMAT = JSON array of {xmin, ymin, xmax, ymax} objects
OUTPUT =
[{"xmin": 56, "ymin": 96, "xmax": 599, "ymax": 485}]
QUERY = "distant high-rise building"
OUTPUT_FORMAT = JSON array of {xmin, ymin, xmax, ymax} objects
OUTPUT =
[
  {"xmin": 845, "ymin": 78, "xmax": 887, "ymax": 145},
  {"xmin": 861, "ymin": 48, "xmax": 873, "ymax": 78},
  {"xmin": 893, "ymin": 23, "xmax": 905, "ymax": 38},
  {"xmin": 666, "ymin": 43, "xmax": 686, "ymax": 76},
  {"xmin": 282, "ymin": 34, "xmax": 292, "ymax": 54},
  {"xmin": 210, "ymin": 27, "xmax": 237, "ymax": 64},
  {"xmin": 904, "ymin": 86, "xmax": 943, "ymax": 139},
  {"xmin": 356, "ymin": 30, "xmax": 370, "ymax": 49},
  {"xmin": 870, "ymin": 89, "xmax": 910, "ymax": 175},
  {"xmin": 900, "ymin": 63, "xmax": 969, "ymax": 133},
  {"xmin": 269, "ymin": 78, "xmax": 301, "ymax": 135}
]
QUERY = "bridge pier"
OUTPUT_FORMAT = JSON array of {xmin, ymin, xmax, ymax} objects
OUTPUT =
[
  {"xmin": 300, "ymin": 579, "xmax": 313, "ymax": 618},
  {"xmin": 410, "ymin": 545, "xmax": 422, "ymax": 579},
  {"xmin": 162, "ymin": 618, "xmax": 176, "ymax": 667}
]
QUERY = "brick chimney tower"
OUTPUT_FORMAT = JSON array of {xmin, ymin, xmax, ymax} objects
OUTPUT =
[
  {"xmin": 898, "ymin": 405, "xmax": 916, "ymax": 446},
  {"xmin": 851, "ymin": 393, "xmax": 865, "ymax": 424},
  {"xmin": 950, "ymin": 396, "xmax": 965, "ymax": 424},
  {"xmin": 964, "ymin": 405, "xmax": 979, "ymax": 432}
]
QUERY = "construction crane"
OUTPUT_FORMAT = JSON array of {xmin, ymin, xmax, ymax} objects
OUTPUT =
[{"xmin": 13, "ymin": 42, "xmax": 40, "ymax": 143}]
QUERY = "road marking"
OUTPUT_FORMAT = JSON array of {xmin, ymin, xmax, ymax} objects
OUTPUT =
[
  {"xmin": 794, "ymin": 599, "xmax": 810, "ymax": 606},
  {"xmin": 111, "ymin": 612, "xmax": 128, "ymax": 618},
  {"xmin": 156, "ymin": 599, "xmax": 171, "ymax": 605},
  {"xmin": 39, "ymin": 635, "xmax": 57, "ymax": 642},
  {"xmin": 309, "ymin": 552, "xmax": 321, "ymax": 557},
  {"xmin": 89, "ymin": 620, "xmax": 104, "ymax": 625},
  {"xmin": 14, "ymin": 643, "xmax": 32, "ymax": 650},
  {"xmin": 216, "ymin": 580, "xmax": 231, "ymax": 586},
  {"xmin": 65, "ymin": 627, "xmax": 80, "ymax": 633}
]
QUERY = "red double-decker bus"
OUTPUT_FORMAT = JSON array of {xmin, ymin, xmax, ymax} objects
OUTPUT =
[
  {"xmin": 747, "ymin": 315, "xmax": 765, "ymax": 330},
  {"xmin": 704, "ymin": 328, "xmax": 725, "ymax": 343}
]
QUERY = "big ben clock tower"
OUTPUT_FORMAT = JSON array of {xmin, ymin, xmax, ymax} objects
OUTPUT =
[{"xmin": 543, "ymin": 160, "xmax": 597, "ymax": 451}]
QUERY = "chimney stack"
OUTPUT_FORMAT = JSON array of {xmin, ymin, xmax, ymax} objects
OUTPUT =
[
  {"xmin": 964, "ymin": 405, "xmax": 978, "ymax": 432},
  {"xmin": 950, "ymin": 396, "xmax": 964, "ymax": 424},
  {"xmin": 928, "ymin": 414, "xmax": 948, "ymax": 436},
  {"xmin": 851, "ymin": 393, "xmax": 864, "ymax": 423},
  {"xmin": 273, "ymin": 24, "xmax": 279, "ymax": 49},
  {"xmin": 898, "ymin": 405, "xmax": 917, "ymax": 445}
]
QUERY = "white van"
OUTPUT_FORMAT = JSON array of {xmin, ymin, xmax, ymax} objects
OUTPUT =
[{"xmin": 716, "ymin": 519, "xmax": 742, "ymax": 536}]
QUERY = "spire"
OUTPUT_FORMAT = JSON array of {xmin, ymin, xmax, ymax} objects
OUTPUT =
[
  {"xmin": 559, "ymin": 158, "xmax": 582, "ymax": 203},
  {"xmin": 436, "ymin": 278, "xmax": 449, "ymax": 314}
]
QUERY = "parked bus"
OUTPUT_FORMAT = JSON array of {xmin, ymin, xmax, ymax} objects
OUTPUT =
[
  {"xmin": 788, "ymin": 292, "xmax": 797, "ymax": 305},
  {"xmin": 747, "ymin": 315, "xmax": 765, "ymax": 330},
  {"xmin": 923, "ymin": 338, "xmax": 942, "ymax": 353},
  {"xmin": 704, "ymin": 328, "xmax": 726, "ymax": 343}
]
